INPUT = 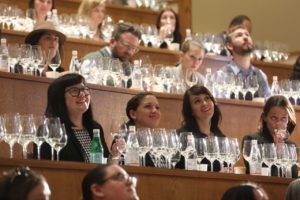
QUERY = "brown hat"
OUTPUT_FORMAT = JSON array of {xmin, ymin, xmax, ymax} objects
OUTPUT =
[{"xmin": 25, "ymin": 21, "xmax": 66, "ymax": 45}]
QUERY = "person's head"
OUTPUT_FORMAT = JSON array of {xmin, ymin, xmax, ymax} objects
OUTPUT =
[
  {"xmin": 261, "ymin": 95, "xmax": 296, "ymax": 137},
  {"xmin": 229, "ymin": 15, "xmax": 252, "ymax": 34},
  {"xmin": 25, "ymin": 21, "xmax": 66, "ymax": 59},
  {"xmin": 225, "ymin": 25, "xmax": 253, "ymax": 56},
  {"xmin": 126, "ymin": 92, "xmax": 161, "ymax": 128},
  {"xmin": 222, "ymin": 182, "xmax": 269, "ymax": 200},
  {"xmin": 77, "ymin": 0, "xmax": 106, "ymax": 30},
  {"xmin": 286, "ymin": 178, "xmax": 300, "ymax": 200},
  {"xmin": 182, "ymin": 85, "xmax": 222, "ymax": 131},
  {"xmin": 110, "ymin": 23, "xmax": 141, "ymax": 62},
  {"xmin": 82, "ymin": 164, "xmax": 139, "ymax": 200},
  {"xmin": 45, "ymin": 73, "xmax": 93, "ymax": 129},
  {"xmin": 28, "ymin": 0, "xmax": 55, "ymax": 22},
  {"xmin": 156, "ymin": 8, "xmax": 181, "ymax": 43},
  {"xmin": 181, "ymin": 40, "xmax": 205, "ymax": 72},
  {"xmin": 0, "ymin": 166, "xmax": 51, "ymax": 200}
]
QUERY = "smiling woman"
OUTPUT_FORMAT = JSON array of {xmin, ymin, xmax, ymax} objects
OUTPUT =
[
  {"xmin": 28, "ymin": 0, "xmax": 55, "ymax": 23},
  {"xmin": 34, "ymin": 73, "xmax": 118, "ymax": 162}
]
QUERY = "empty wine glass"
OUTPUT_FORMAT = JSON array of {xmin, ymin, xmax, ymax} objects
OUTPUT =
[
  {"xmin": 46, "ymin": 48, "xmax": 61, "ymax": 72},
  {"xmin": 19, "ymin": 44, "xmax": 32, "ymax": 74},
  {"xmin": 19, "ymin": 114, "xmax": 36, "ymax": 159},
  {"xmin": 166, "ymin": 129, "xmax": 180, "ymax": 169},
  {"xmin": 151, "ymin": 128, "xmax": 168, "ymax": 167},
  {"xmin": 218, "ymin": 137, "xmax": 230, "ymax": 172},
  {"xmin": 227, "ymin": 138, "xmax": 240, "ymax": 173},
  {"xmin": 276, "ymin": 143, "xmax": 289, "ymax": 177},
  {"xmin": 242, "ymin": 140, "xmax": 252, "ymax": 166},
  {"xmin": 3, "ymin": 113, "xmax": 21, "ymax": 159},
  {"xmin": 262, "ymin": 143, "xmax": 277, "ymax": 176},
  {"xmin": 195, "ymin": 137, "xmax": 207, "ymax": 170},
  {"xmin": 8, "ymin": 43, "xmax": 20, "ymax": 73},
  {"xmin": 136, "ymin": 128, "xmax": 153, "ymax": 166},
  {"xmin": 33, "ymin": 115, "xmax": 49, "ymax": 160},
  {"xmin": 47, "ymin": 117, "xmax": 61, "ymax": 160},
  {"xmin": 247, "ymin": 75, "xmax": 259, "ymax": 99},
  {"xmin": 54, "ymin": 123, "xmax": 68, "ymax": 161},
  {"xmin": 31, "ymin": 45, "xmax": 44, "ymax": 76},
  {"xmin": 205, "ymin": 136, "xmax": 219, "ymax": 172}
]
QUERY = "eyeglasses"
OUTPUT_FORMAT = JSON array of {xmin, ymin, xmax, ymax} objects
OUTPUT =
[
  {"xmin": 103, "ymin": 172, "xmax": 137, "ymax": 187},
  {"xmin": 65, "ymin": 86, "xmax": 90, "ymax": 97},
  {"xmin": 9, "ymin": 166, "xmax": 31, "ymax": 184},
  {"xmin": 118, "ymin": 40, "xmax": 139, "ymax": 53}
]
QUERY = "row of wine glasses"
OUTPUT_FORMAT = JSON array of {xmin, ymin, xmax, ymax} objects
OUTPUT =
[
  {"xmin": 243, "ymin": 141, "xmax": 297, "ymax": 177},
  {"xmin": 0, "ymin": 113, "xmax": 67, "ymax": 161},
  {"xmin": 8, "ymin": 43, "xmax": 61, "ymax": 75}
]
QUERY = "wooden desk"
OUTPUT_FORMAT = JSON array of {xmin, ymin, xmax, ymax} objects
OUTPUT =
[
  {"xmin": 0, "ymin": 158, "xmax": 292, "ymax": 200},
  {"xmin": 1, "ymin": 72, "xmax": 300, "ymax": 159}
]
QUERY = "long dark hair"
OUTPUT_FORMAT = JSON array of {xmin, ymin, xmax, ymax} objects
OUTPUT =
[
  {"xmin": 261, "ymin": 95, "xmax": 296, "ymax": 135},
  {"xmin": 156, "ymin": 8, "xmax": 182, "ymax": 44},
  {"xmin": 221, "ymin": 184, "xmax": 256, "ymax": 200},
  {"xmin": 126, "ymin": 92, "xmax": 153, "ymax": 126},
  {"xmin": 182, "ymin": 85, "xmax": 224, "ymax": 136},
  {"xmin": 45, "ymin": 73, "xmax": 95, "ymax": 133}
]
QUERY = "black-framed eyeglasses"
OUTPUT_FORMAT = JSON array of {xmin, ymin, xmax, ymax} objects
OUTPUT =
[
  {"xmin": 102, "ymin": 172, "xmax": 137, "ymax": 186},
  {"xmin": 9, "ymin": 166, "xmax": 31, "ymax": 184},
  {"xmin": 65, "ymin": 86, "xmax": 90, "ymax": 97},
  {"xmin": 118, "ymin": 40, "xmax": 139, "ymax": 53}
]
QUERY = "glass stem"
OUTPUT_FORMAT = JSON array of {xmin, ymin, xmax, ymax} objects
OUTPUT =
[{"xmin": 22, "ymin": 145, "xmax": 28, "ymax": 159}]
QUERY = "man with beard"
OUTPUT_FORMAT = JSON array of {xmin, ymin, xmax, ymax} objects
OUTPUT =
[
  {"xmin": 219, "ymin": 25, "xmax": 270, "ymax": 99},
  {"xmin": 82, "ymin": 22, "xmax": 141, "ymax": 87}
]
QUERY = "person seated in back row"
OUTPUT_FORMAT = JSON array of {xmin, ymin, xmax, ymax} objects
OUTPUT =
[{"xmin": 218, "ymin": 25, "xmax": 271, "ymax": 99}]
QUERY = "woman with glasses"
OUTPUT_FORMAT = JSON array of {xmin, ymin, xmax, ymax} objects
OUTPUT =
[
  {"xmin": 82, "ymin": 164, "xmax": 139, "ymax": 200},
  {"xmin": 0, "ymin": 166, "xmax": 51, "ymax": 200},
  {"xmin": 242, "ymin": 95, "xmax": 297, "ymax": 177},
  {"xmin": 36, "ymin": 73, "xmax": 113, "ymax": 162},
  {"xmin": 176, "ymin": 85, "xmax": 226, "ymax": 170}
]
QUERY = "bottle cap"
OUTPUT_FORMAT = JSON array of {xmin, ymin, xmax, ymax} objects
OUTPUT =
[
  {"xmin": 129, "ymin": 126, "xmax": 136, "ymax": 132},
  {"xmin": 251, "ymin": 140, "xmax": 258, "ymax": 145},
  {"xmin": 133, "ymin": 60, "xmax": 140, "ymax": 66},
  {"xmin": 273, "ymin": 76, "xmax": 278, "ymax": 81},
  {"xmin": 52, "ymin": 9, "xmax": 57, "ymax": 14},
  {"xmin": 206, "ymin": 68, "xmax": 211, "ymax": 73},
  {"xmin": 186, "ymin": 28, "xmax": 191, "ymax": 35},
  {"xmin": 93, "ymin": 129, "xmax": 100, "ymax": 136}
]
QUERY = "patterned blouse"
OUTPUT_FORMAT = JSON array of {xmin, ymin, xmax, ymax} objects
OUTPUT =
[{"xmin": 72, "ymin": 128, "xmax": 91, "ymax": 162}]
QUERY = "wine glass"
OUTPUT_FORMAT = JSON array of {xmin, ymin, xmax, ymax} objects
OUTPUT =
[
  {"xmin": 122, "ymin": 64, "xmax": 133, "ymax": 89},
  {"xmin": 227, "ymin": 138, "xmax": 240, "ymax": 172},
  {"xmin": 3, "ymin": 113, "xmax": 21, "ymax": 159},
  {"xmin": 205, "ymin": 136, "xmax": 220, "ymax": 172},
  {"xmin": 262, "ymin": 143, "xmax": 277, "ymax": 176},
  {"xmin": 8, "ymin": 43, "xmax": 20, "ymax": 73},
  {"xmin": 47, "ymin": 117, "xmax": 62, "ymax": 160},
  {"xmin": 242, "ymin": 140, "xmax": 252, "ymax": 166},
  {"xmin": 166, "ymin": 129, "xmax": 180, "ymax": 169},
  {"xmin": 276, "ymin": 143, "xmax": 289, "ymax": 177},
  {"xmin": 110, "ymin": 116, "xmax": 127, "ymax": 161},
  {"xmin": 33, "ymin": 115, "xmax": 49, "ymax": 160},
  {"xmin": 19, "ymin": 44, "xmax": 32, "ymax": 74},
  {"xmin": 31, "ymin": 45, "xmax": 44, "ymax": 76},
  {"xmin": 136, "ymin": 128, "xmax": 153, "ymax": 167},
  {"xmin": 217, "ymin": 137, "xmax": 230, "ymax": 172},
  {"xmin": 247, "ymin": 75, "xmax": 259, "ymax": 99},
  {"xmin": 54, "ymin": 123, "xmax": 68, "ymax": 161},
  {"xmin": 185, "ymin": 69, "xmax": 198, "ymax": 88},
  {"xmin": 151, "ymin": 128, "xmax": 168, "ymax": 167},
  {"xmin": 19, "ymin": 114, "xmax": 36, "ymax": 159},
  {"xmin": 46, "ymin": 48, "xmax": 61, "ymax": 72},
  {"xmin": 195, "ymin": 137, "xmax": 207, "ymax": 170}
]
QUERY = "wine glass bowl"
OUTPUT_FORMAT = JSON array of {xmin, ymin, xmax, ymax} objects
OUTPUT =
[{"xmin": 45, "ymin": 48, "xmax": 61, "ymax": 72}]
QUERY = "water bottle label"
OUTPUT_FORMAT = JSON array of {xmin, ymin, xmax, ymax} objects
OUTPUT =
[
  {"xmin": 186, "ymin": 158, "xmax": 197, "ymax": 170},
  {"xmin": 125, "ymin": 150, "xmax": 139, "ymax": 166},
  {"xmin": 90, "ymin": 152, "xmax": 104, "ymax": 164}
]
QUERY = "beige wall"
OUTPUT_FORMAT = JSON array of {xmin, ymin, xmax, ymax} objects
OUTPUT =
[{"xmin": 191, "ymin": 0, "xmax": 300, "ymax": 51}]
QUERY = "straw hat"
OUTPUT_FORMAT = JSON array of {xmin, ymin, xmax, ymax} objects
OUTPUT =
[{"xmin": 25, "ymin": 21, "xmax": 66, "ymax": 45}]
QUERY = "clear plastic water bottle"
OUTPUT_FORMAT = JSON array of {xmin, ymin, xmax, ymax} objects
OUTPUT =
[
  {"xmin": 69, "ymin": 50, "xmax": 81, "ymax": 73},
  {"xmin": 185, "ymin": 28, "xmax": 192, "ymax": 41},
  {"xmin": 249, "ymin": 140, "xmax": 262, "ymax": 175},
  {"xmin": 204, "ymin": 68, "xmax": 214, "ymax": 94},
  {"xmin": 0, "ymin": 38, "xmax": 9, "ymax": 72},
  {"xmin": 131, "ymin": 60, "xmax": 142, "ymax": 90},
  {"xmin": 270, "ymin": 76, "xmax": 281, "ymax": 96},
  {"xmin": 125, "ymin": 126, "xmax": 139, "ymax": 166},
  {"xmin": 51, "ymin": 9, "xmax": 59, "ymax": 26}
]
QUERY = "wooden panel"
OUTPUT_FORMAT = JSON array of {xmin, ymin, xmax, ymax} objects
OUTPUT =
[{"xmin": 0, "ymin": 158, "xmax": 292, "ymax": 200}]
